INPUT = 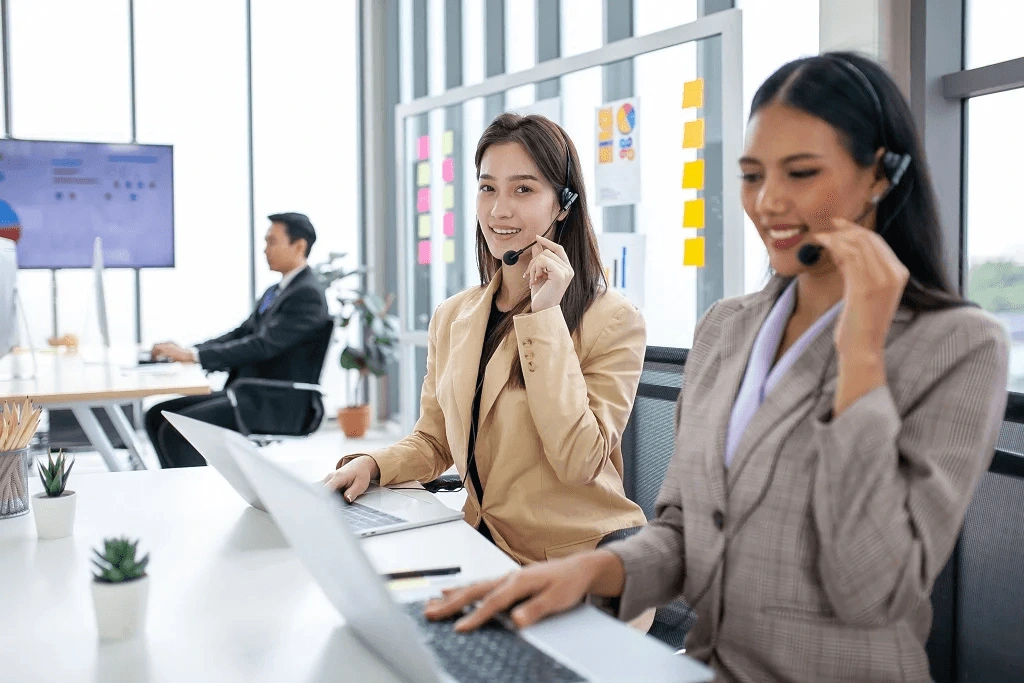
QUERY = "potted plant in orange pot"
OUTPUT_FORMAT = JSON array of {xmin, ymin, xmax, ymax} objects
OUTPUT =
[{"xmin": 314, "ymin": 254, "xmax": 399, "ymax": 438}]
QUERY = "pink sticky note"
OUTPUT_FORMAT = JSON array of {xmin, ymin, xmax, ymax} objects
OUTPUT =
[
  {"xmin": 442, "ymin": 158, "xmax": 455, "ymax": 182},
  {"xmin": 417, "ymin": 188, "xmax": 430, "ymax": 213},
  {"xmin": 417, "ymin": 240, "xmax": 431, "ymax": 265},
  {"xmin": 417, "ymin": 135, "xmax": 430, "ymax": 161},
  {"xmin": 443, "ymin": 211, "xmax": 455, "ymax": 237}
]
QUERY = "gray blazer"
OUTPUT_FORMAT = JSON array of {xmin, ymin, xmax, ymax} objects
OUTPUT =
[{"xmin": 607, "ymin": 277, "xmax": 1009, "ymax": 682}]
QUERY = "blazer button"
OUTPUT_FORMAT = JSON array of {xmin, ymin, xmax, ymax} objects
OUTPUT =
[
  {"xmin": 527, "ymin": 362, "xmax": 536, "ymax": 372},
  {"xmin": 712, "ymin": 510, "xmax": 725, "ymax": 530},
  {"xmin": 522, "ymin": 339, "xmax": 533, "ymax": 347},
  {"xmin": 524, "ymin": 352, "xmax": 534, "ymax": 360}
]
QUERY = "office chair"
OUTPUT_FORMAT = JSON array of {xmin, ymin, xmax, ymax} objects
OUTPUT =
[
  {"xmin": 619, "ymin": 346, "xmax": 697, "ymax": 651},
  {"xmin": 226, "ymin": 320, "xmax": 335, "ymax": 446},
  {"xmin": 926, "ymin": 391, "xmax": 1024, "ymax": 682}
]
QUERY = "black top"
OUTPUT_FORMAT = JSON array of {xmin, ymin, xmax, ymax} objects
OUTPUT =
[{"xmin": 467, "ymin": 295, "xmax": 508, "ymax": 540}]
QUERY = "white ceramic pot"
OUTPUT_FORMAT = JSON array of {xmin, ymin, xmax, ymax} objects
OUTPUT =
[
  {"xmin": 31, "ymin": 490, "xmax": 76, "ymax": 539},
  {"xmin": 91, "ymin": 576, "xmax": 150, "ymax": 641}
]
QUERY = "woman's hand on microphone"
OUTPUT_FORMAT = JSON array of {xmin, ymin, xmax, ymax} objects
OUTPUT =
[
  {"xmin": 526, "ymin": 235, "xmax": 574, "ymax": 313},
  {"xmin": 814, "ymin": 217, "xmax": 909, "ymax": 417}
]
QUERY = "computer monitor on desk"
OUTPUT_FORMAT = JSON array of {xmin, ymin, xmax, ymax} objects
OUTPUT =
[{"xmin": 0, "ymin": 238, "xmax": 16, "ymax": 360}]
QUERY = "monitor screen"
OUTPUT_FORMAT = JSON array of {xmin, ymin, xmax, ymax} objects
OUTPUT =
[{"xmin": 0, "ymin": 139, "xmax": 174, "ymax": 269}]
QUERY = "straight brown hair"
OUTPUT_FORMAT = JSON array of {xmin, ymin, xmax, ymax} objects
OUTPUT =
[{"xmin": 474, "ymin": 113, "xmax": 607, "ymax": 388}]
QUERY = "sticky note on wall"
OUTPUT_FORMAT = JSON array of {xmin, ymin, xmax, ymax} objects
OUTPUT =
[
  {"xmin": 683, "ymin": 198, "xmax": 705, "ymax": 228},
  {"xmin": 683, "ymin": 119, "xmax": 705, "ymax": 149},
  {"xmin": 417, "ymin": 188, "xmax": 430, "ymax": 213},
  {"xmin": 418, "ymin": 215, "xmax": 431, "ymax": 238},
  {"xmin": 418, "ymin": 240, "xmax": 431, "ymax": 265},
  {"xmin": 417, "ymin": 135, "xmax": 430, "ymax": 161},
  {"xmin": 682, "ymin": 159, "xmax": 705, "ymax": 190},
  {"xmin": 442, "ymin": 158, "xmax": 455, "ymax": 183},
  {"xmin": 417, "ymin": 162, "xmax": 430, "ymax": 187},
  {"xmin": 442, "ymin": 130, "xmax": 454, "ymax": 155},
  {"xmin": 682, "ymin": 78, "xmax": 704, "ymax": 108},
  {"xmin": 443, "ymin": 185, "xmax": 455, "ymax": 209},
  {"xmin": 443, "ymin": 239, "xmax": 455, "ymax": 263},
  {"xmin": 443, "ymin": 211, "xmax": 455, "ymax": 237},
  {"xmin": 683, "ymin": 237, "xmax": 705, "ymax": 267}
]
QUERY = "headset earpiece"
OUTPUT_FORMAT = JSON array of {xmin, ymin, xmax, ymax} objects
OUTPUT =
[
  {"xmin": 882, "ymin": 151, "xmax": 912, "ymax": 188},
  {"xmin": 560, "ymin": 187, "xmax": 579, "ymax": 213}
]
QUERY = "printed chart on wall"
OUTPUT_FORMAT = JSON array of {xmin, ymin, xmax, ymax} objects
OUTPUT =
[
  {"xmin": 597, "ymin": 233, "xmax": 646, "ymax": 308},
  {"xmin": 595, "ymin": 98, "xmax": 641, "ymax": 206}
]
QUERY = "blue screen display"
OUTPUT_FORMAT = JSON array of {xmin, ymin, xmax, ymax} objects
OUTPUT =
[{"xmin": 0, "ymin": 139, "xmax": 174, "ymax": 269}]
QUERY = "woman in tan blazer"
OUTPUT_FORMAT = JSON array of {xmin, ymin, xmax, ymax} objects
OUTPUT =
[
  {"xmin": 324, "ymin": 113, "xmax": 647, "ymax": 565},
  {"xmin": 424, "ymin": 54, "xmax": 1010, "ymax": 681}
]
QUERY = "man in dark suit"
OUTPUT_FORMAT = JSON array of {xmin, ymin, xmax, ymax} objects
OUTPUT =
[{"xmin": 145, "ymin": 212, "xmax": 331, "ymax": 468}]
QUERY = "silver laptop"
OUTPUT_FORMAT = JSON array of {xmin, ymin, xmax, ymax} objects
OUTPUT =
[
  {"xmin": 235, "ymin": 441, "xmax": 714, "ymax": 683},
  {"xmin": 163, "ymin": 412, "xmax": 463, "ymax": 537}
]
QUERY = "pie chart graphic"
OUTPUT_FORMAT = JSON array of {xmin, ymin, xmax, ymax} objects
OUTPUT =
[
  {"xmin": 617, "ymin": 103, "xmax": 636, "ymax": 135},
  {"xmin": 0, "ymin": 199, "xmax": 20, "ymax": 243}
]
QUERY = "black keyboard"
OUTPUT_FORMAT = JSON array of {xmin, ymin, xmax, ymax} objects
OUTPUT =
[
  {"xmin": 403, "ymin": 601, "xmax": 586, "ymax": 683},
  {"xmin": 340, "ymin": 502, "xmax": 405, "ymax": 533}
]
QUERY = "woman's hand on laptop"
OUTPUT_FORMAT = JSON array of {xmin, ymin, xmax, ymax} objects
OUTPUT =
[
  {"xmin": 322, "ymin": 456, "xmax": 380, "ymax": 503},
  {"xmin": 423, "ymin": 550, "xmax": 626, "ymax": 633}
]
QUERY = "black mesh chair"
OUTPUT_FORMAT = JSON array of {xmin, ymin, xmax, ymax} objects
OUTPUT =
[
  {"xmin": 927, "ymin": 391, "xmax": 1024, "ymax": 683},
  {"xmin": 620, "ymin": 346, "xmax": 697, "ymax": 650},
  {"xmin": 225, "ymin": 320, "xmax": 335, "ymax": 446}
]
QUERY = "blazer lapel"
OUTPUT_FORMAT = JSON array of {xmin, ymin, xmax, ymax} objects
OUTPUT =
[
  {"xmin": 446, "ymin": 275, "xmax": 502, "ymax": 455},
  {"xmin": 477, "ymin": 334, "xmax": 516, "ymax": 430},
  {"xmin": 702, "ymin": 278, "xmax": 786, "ymax": 510}
]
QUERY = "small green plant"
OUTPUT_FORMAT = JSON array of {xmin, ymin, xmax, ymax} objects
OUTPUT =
[
  {"xmin": 91, "ymin": 537, "xmax": 149, "ymax": 583},
  {"xmin": 36, "ymin": 450, "xmax": 74, "ymax": 497}
]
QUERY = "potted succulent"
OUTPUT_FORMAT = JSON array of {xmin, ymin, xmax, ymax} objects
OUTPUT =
[
  {"xmin": 91, "ymin": 537, "xmax": 150, "ymax": 641},
  {"xmin": 32, "ymin": 450, "xmax": 76, "ymax": 539},
  {"xmin": 315, "ymin": 253, "xmax": 400, "ymax": 438}
]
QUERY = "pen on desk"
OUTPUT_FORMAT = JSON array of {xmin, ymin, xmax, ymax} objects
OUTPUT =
[{"xmin": 385, "ymin": 566, "xmax": 462, "ymax": 581}]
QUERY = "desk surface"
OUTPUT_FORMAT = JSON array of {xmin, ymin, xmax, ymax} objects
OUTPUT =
[
  {"xmin": 0, "ymin": 350, "xmax": 211, "ymax": 404},
  {"xmin": 0, "ymin": 465, "xmax": 516, "ymax": 682}
]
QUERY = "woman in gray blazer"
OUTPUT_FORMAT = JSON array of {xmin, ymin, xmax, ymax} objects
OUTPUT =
[{"xmin": 423, "ymin": 53, "xmax": 1010, "ymax": 682}]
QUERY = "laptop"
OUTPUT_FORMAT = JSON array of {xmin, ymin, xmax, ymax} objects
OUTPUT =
[
  {"xmin": 235, "ymin": 441, "xmax": 714, "ymax": 683},
  {"xmin": 163, "ymin": 412, "xmax": 463, "ymax": 537}
]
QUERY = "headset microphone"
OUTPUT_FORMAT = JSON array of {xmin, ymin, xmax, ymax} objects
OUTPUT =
[{"xmin": 502, "ymin": 216, "xmax": 560, "ymax": 266}]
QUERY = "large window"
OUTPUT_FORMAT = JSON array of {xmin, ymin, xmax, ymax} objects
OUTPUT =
[
  {"xmin": 965, "ymin": 87, "xmax": 1024, "ymax": 391},
  {"xmin": 965, "ymin": 1, "xmax": 1024, "ymax": 69}
]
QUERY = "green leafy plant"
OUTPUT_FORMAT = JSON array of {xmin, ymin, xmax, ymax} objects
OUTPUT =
[
  {"xmin": 314, "ymin": 253, "xmax": 400, "ymax": 406},
  {"xmin": 36, "ymin": 449, "xmax": 74, "ymax": 497},
  {"xmin": 91, "ymin": 537, "xmax": 149, "ymax": 583}
]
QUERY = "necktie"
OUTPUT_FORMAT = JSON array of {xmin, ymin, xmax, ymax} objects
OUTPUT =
[{"xmin": 258, "ymin": 286, "xmax": 279, "ymax": 315}]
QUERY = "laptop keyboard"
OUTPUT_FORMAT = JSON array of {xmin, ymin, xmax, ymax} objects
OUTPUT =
[
  {"xmin": 340, "ymin": 502, "xmax": 406, "ymax": 533},
  {"xmin": 403, "ymin": 601, "xmax": 586, "ymax": 683}
]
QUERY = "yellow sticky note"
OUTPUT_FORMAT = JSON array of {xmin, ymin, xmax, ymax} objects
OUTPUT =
[
  {"xmin": 683, "ymin": 198, "xmax": 705, "ymax": 228},
  {"xmin": 682, "ymin": 78, "xmax": 704, "ymax": 108},
  {"xmin": 682, "ymin": 159, "xmax": 705, "ymax": 190},
  {"xmin": 417, "ymin": 162, "xmax": 430, "ymax": 187},
  {"xmin": 442, "ymin": 130, "xmax": 455, "ymax": 156},
  {"xmin": 683, "ymin": 237, "xmax": 705, "ymax": 267},
  {"xmin": 683, "ymin": 119, "xmax": 705, "ymax": 149},
  {"xmin": 418, "ymin": 215, "xmax": 431, "ymax": 238},
  {"xmin": 443, "ymin": 239, "xmax": 455, "ymax": 263},
  {"xmin": 443, "ymin": 185, "xmax": 455, "ymax": 210}
]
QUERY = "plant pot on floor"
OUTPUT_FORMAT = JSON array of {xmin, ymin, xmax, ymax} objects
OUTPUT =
[
  {"xmin": 338, "ymin": 405, "xmax": 371, "ymax": 438},
  {"xmin": 32, "ymin": 490, "xmax": 77, "ymax": 539},
  {"xmin": 91, "ymin": 576, "xmax": 150, "ymax": 641}
]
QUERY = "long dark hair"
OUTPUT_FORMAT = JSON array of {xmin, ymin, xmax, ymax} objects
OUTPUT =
[
  {"xmin": 751, "ymin": 51, "xmax": 965, "ymax": 311},
  {"xmin": 474, "ymin": 113, "xmax": 606, "ymax": 388}
]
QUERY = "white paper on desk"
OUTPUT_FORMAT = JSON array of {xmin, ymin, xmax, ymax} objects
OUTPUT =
[{"xmin": 387, "ymin": 575, "xmax": 467, "ymax": 604}]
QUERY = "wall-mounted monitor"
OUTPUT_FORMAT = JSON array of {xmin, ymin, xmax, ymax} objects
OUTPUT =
[{"xmin": 0, "ymin": 139, "xmax": 174, "ymax": 269}]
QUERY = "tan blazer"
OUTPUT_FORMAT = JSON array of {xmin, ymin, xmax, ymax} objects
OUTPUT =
[
  {"xmin": 606, "ymin": 277, "xmax": 1009, "ymax": 682},
  {"xmin": 340, "ymin": 273, "xmax": 648, "ymax": 564}
]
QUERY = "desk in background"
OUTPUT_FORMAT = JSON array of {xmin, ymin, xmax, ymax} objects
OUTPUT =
[{"xmin": 0, "ymin": 350, "xmax": 210, "ymax": 471}]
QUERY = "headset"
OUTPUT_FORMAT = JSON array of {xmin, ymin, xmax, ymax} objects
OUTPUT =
[
  {"xmin": 797, "ymin": 55, "xmax": 913, "ymax": 266},
  {"xmin": 501, "ymin": 135, "xmax": 579, "ymax": 267}
]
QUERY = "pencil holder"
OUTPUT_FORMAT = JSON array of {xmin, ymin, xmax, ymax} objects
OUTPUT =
[{"xmin": 0, "ymin": 447, "xmax": 30, "ymax": 519}]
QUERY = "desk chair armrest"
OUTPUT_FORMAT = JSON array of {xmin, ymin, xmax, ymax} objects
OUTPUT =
[{"xmin": 226, "ymin": 379, "xmax": 326, "ymax": 437}]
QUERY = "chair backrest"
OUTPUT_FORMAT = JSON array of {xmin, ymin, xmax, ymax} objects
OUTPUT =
[
  {"xmin": 927, "ymin": 392, "xmax": 1024, "ymax": 683},
  {"xmin": 311, "ymin": 319, "xmax": 336, "ymax": 382},
  {"xmin": 621, "ymin": 346, "xmax": 688, "ymax": 519}
]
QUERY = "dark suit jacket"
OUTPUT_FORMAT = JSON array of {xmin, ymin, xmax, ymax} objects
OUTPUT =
[{"xmin": 197, "ymin": 266, "xmax": 331, "ymax": 434}]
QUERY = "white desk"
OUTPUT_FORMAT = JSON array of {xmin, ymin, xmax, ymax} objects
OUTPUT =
[
  {"xmin": 0, "ymin": 465, "xmax": 516, "ymax": 682},
  {"xmin": 0, "ymin": 350, "xmax": 211, "ymax": 471}
]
